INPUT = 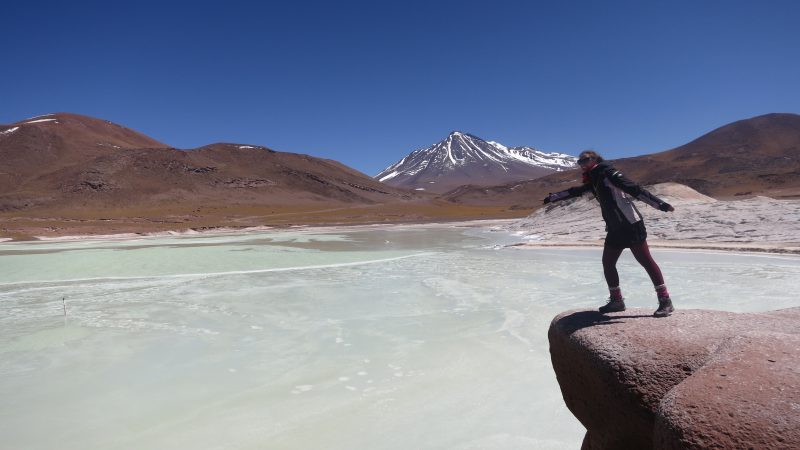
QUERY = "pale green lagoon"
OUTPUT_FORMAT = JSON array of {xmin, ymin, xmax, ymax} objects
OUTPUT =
[{"xmin": 1, "ymin": 224, "xmax": 798, "ymax": 449}]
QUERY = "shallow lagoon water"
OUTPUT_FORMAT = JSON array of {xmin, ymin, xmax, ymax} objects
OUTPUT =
[{"xmin": 1, "ymin": 224, "xmax": 799, "ymax": 449}]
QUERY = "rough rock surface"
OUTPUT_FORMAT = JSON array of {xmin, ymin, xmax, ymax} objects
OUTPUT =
[{"xmin": 548, "ymin": 307, "xmax": 800, "ymax": 450}]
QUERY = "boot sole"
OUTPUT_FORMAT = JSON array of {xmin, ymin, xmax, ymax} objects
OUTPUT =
[{"xmin": 653, "ymin": 308, "xmax": 674, "ymax": 317}]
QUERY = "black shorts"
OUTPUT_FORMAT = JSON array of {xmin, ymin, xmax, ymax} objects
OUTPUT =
[{"xmin": 605, "ymin": 220, "xmax": 648, "ymax": 249}]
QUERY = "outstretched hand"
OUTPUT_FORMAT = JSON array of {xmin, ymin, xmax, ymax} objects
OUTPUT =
[
  {"xmin": 659, "ymin": 202, "xmax": 675, "ymax": 212},
  {"xmin": 543, "ymin": 195, "xmax": 552, "ymax": 204}
]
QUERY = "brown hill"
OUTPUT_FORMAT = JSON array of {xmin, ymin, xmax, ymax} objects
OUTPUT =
[
  {"xmin": 0, "ymin": 113, "xmax": 421, "ymax": 212},
  {"xmin": 442, "ymin": 113, "xmax": 800, "ymax": 207},
  {"xmin": 0, "ymin": 113, "xmax": 167, "ymax": 191}
]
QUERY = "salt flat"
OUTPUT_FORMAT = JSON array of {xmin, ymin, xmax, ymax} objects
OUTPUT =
[{"xmin": 507, "ymin": 183, "xmax": 800, "ymax": 254}]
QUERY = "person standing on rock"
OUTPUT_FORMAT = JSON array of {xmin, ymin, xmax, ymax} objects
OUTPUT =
[{"xmin": 543, "ymin": 150, "xmax": 675, "ymax": 317}]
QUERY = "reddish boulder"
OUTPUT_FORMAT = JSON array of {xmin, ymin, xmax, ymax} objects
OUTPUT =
[{"xmin": 548, "ymin": 307, "xmax": 800, "ymax": 450}]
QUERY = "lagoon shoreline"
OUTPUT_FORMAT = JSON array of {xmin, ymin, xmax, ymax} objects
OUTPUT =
[
  {"xmin": 2, "ymin": 217, "xmax": 798, "ymax": 258},
  {"xmin": 509, "ymin": 239, "xmax": 800, "ymax": 256}
]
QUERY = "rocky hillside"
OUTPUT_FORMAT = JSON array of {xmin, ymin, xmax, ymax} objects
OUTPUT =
[{"xmin": 0, "ymin": 113, "xmax": 420, "ymax": 212}]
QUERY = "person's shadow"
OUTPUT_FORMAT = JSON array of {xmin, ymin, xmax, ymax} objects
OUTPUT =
[{"xmin": 553, "ymin": 310, "xmax": 653, "ymax": 335}]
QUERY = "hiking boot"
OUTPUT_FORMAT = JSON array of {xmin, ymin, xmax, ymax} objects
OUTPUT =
[
  {"xmin": 654, "ymin": 296, "xmax": 674, "ymax": 317},
  {"xmin": 599, "ymin": 297, "xmax": 626, "ymax": 314}
]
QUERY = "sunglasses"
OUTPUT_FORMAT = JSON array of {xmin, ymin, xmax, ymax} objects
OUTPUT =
[{"xmin": 577, "ymin": 157, "xmax": 594, "ymax": 164}]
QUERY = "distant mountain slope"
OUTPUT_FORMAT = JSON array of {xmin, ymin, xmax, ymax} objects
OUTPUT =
[
  {"xmin": 443, "ymin": 113, "xmax": 800, "ymax": 206},
  {"xmin": 616, "ymin": 112, "xmax": 800, "ymax": 196},
  {"xmin": 0, "ymin": 113, "xmax": 418, "ymax": 211},
  {"xmin": 0, "ymin": 113, "xmax": 167, "ymax": 187},
  {"xmin": 376, "ymin": 131, "xmax": 576, "ymax": 193}
]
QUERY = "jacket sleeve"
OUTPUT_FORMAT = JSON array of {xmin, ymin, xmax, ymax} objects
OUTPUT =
[
  {"xmin": 545, "ymin": 183, "xmax": 591, "ymax": 203},
  {"xmin": 603, "ymin": 166, "xmax": 669, "ymax": 210}
]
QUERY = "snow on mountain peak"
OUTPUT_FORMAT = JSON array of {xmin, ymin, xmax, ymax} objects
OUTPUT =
[
  {"xmin": 23, "ymin": 118, "xmax": 59, "ymax": 125},
  {"xmin": 375, "ymin": 131, "xmax": 578, "ymax": 193},
  {"xmin": 488, "ymin": 141, "xmax": 509, "ymax": 151}
]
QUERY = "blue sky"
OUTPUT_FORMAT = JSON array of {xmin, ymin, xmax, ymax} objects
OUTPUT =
[{"xmin": 3, "ymin": 0, "xmax": 799, "ymax": 175}]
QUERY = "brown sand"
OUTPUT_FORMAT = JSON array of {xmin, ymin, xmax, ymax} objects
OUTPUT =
[{"xmin": 0, "ymin": 202, "xmax": 534, "ymax": 241}]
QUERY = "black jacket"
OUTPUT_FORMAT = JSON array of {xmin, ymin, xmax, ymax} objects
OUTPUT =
[{"xmin": 546, "ymin": 162, "xmax": 671, "ymax": 231}]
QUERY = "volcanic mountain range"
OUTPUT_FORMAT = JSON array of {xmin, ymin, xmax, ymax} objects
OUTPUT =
[
  {"xmin": 376, "ymin": 131, "xmax": 577, "ymax": 193},
  {"xmin": 1, "ymin": 112, "xmax": 799, "ymax": 238}
]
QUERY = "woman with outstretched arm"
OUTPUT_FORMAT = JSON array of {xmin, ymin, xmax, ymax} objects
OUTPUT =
[{"xmin": 543, "ymin": 150, "xmax": 676, "ymax": 317}]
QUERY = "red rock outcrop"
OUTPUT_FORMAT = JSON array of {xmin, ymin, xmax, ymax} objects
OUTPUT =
[{"xmin": 548, "ymin": 307, "xmax": 800, "ymax": 450}]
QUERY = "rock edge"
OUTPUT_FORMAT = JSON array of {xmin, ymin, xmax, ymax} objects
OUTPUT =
[{"xmin": 548, "ymin": 307, "xmax": 800, "ymax": 449}]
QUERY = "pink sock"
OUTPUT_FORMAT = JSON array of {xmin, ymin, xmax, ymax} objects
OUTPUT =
[
  {"xmin": 655, "ymin": 284, "xmax": 669, "ymax": 298},
  {"xmin": 609, "ymin": 286, "xmax": 623, "ymax": 300}
]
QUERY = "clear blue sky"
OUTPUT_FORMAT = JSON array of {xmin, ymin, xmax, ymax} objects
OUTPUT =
[{"xmin": 3, "ymin": 0, "xmax": 799, "ymax": 175}]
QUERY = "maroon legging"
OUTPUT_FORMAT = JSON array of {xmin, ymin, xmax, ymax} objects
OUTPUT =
[{"xmin": 602, "ymin": 240, "xmax": 665, "ymax": 288}]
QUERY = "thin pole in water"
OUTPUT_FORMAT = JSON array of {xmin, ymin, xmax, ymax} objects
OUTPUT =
[{"xmin": 62, "ymin": 297, "xmax": 67, "ymax": 325}]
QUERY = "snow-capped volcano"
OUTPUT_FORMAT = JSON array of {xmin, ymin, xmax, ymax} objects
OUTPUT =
[{"xmin": 375, "ymin": 131, "xmax": 577, "ymax": 193}]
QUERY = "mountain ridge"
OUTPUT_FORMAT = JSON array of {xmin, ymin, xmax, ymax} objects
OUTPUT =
[
  {"xmin": 3, "ymin": 111, "xmax": 799, "ymax": 239},
  {"xmin": 375, "ymin": 131, "xmax": 576, "ymax": 193},
  {"xmin": 0, "ymin": 113, "xmax": 420, "ymax": 212},
  {"xmin": 442, "ymin": 113, "xmax": 800, "ymax": 206}
]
